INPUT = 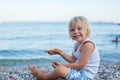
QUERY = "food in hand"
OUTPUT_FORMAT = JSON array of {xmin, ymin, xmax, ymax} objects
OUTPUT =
[
  {"xmin": 44, "ymin": 49, "xmax": 62, "ymax": 55},
  {"xmin": 44, "ymin": 49, "xmax": 55, "ymax": 55}
]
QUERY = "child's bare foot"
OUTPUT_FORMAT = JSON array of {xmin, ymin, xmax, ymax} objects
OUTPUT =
[
  {"xmin": 28, "ymin": 64, "xmax": 35, "ymax": 70},
  {"xmin": 28, "ymin": 64, "xmax": 42, "ymax": 79}
]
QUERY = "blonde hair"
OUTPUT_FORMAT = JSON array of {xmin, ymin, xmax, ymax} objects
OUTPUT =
[{"xmin": 68, "ymin": 16, "xmax": 91, "ymax": 38}]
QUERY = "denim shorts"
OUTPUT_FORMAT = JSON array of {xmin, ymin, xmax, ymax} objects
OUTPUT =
[{"xmin": 57, "ymin": 68, "xmax": 91, "ymax": 80}]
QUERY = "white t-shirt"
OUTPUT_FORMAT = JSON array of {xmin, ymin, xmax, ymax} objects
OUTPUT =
[{"xmin": 73, "ymin": 38, "xmax": 100, "ymax": 79}]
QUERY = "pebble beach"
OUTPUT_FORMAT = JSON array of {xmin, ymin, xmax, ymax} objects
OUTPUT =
[
  {"xmin": 0, "ymin": 21, "xmax": 120, "ymax": 80},
  {"xmin": 0, "ymin": 63, "xmax": 120, "ymax": 80}
]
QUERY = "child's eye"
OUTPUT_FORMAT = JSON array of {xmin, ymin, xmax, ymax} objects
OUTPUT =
[
  {"xmin": 70, "ymin": 29, "xmax": 75, "ymax": 32},
  {"xmin": 78, "ymin": 27, "xmax": 82, "ymax": 30}
]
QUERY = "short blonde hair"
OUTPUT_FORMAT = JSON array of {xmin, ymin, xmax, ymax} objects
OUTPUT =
[{"xmin": 68, "ymin": 16, "xmax": 91, "ymax": 38}]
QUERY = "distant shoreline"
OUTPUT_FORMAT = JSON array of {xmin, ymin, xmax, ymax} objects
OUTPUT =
[{"xmin": 0, "ymin": 62, "xmax": 120, "ymax": 80}]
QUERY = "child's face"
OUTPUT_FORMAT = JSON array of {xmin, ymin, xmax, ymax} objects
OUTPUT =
[{"xmin": 69, "ymin": 21, "xmax": 87, "ymax": 43}]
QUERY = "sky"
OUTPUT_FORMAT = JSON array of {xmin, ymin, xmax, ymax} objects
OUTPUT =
[{"xmin": 0, "ymin": 0, "xmax": 120, "ymax": 22}]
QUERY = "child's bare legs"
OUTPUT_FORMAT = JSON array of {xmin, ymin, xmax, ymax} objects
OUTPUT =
[{"xmin": 28, "ymin": 64, "xmax": 69, "ymax": 80}]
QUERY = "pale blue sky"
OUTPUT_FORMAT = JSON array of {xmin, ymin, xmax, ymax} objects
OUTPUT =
[{"xmin": 0, "ymin": 0, "xmax": 120, "ymax": 22}]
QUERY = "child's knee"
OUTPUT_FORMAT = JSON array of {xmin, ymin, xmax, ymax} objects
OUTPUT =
[{"xmin": 54, "ymin": 66, "xmax": 69, "ymax": 77}]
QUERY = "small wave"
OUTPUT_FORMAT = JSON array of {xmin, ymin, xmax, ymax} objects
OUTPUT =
[
  {"xmin": 0, "ymin": 49, "xmax": 49, "ymax": 59},
  {"xmin": 100, "ymin": 50, "xmax": 120, "ymax": 64},
  {"xmin": 0, "ymin": 58, "xmax": 53, "ymax": 67}
]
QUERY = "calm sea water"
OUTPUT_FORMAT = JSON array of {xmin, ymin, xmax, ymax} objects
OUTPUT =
[{"xmin": 0, "ymin": 22, "xmax": 120, "ymax": 68}]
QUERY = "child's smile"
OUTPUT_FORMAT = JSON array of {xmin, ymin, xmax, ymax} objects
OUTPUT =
[{"xmin": 69, "ymin": 21, "xmax": 87, "ymax": 43}]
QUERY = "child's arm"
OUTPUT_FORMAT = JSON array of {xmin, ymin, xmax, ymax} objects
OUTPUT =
[
  {"xmin": 62, "ymin": 42, "xmax": 94, "ymax": 70},
  {"xmin": 60, "ymin": 52, "xmax": 76, "ymax": 63},
  {"xmin": 45, "ymin": 49, "xmax": 76, "ymax": 63}
]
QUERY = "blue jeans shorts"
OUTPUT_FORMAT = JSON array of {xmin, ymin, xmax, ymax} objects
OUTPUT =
[{"xmin": 57, "ymin": 68, "xmax": 91, "ymax": 80}]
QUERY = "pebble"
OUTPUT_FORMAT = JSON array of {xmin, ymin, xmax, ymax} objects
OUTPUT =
[{"xmin": 0, "ymin": 63, "xmax": 120, "ymax": 80}]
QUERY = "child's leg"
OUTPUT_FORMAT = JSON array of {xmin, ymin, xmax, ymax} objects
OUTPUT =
[
  {"xmin": 39, "ymin": 66, "xmax": 50, "ymax": 74},
  {"xmin": 28, "ymin": 64, "xmax": 69, "ymax": 80}
]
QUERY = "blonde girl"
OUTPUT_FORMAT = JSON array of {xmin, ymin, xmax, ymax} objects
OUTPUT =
[{"xmin": 28, "ymin": 16, "xmax": 100, "ymax": 80}]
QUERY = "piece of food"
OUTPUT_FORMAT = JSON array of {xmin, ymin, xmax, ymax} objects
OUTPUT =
[
  {"xmin": 44, "ymin": 49, "xmax": 55, "ymax": 55},
  {"xmin": 44, "ymin": 49, "xmax": 62, "ymax": 55}
]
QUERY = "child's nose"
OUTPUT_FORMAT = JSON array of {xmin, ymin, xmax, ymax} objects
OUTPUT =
[{"xmin": 74, "ymin": 29, "xmax": 78, "ymax": 33}]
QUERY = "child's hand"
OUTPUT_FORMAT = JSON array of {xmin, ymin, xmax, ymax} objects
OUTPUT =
[
  {"xmin": 44, "ymin": 49, "xmax": 55, "ymax": 55},
  {"xmin": 44, "ymin": 49, "xmax": 62, "ymax": 55},
  {"xmin": 52, "ymin": 61, "xmax": 62, "ymax": 68}
]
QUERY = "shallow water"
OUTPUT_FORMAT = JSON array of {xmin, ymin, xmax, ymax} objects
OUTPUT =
[{"xmin": 0, "ymin": 22, "xmax": 120, "ymax": 67}]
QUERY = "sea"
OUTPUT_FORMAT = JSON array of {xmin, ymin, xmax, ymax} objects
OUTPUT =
[{"xmin": 0, "ymin": 21, "xmax": 120, "ymax": 68}]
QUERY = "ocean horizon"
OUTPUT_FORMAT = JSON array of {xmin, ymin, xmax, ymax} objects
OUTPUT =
[{"xmin": 0, "ymin": 21, "xmax": 120, "ymax": 68}]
